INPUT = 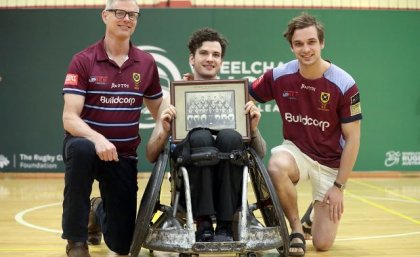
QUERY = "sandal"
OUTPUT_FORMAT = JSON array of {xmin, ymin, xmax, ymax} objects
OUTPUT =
[{"xmin": 289, "ymin": 232, "xmax": 306, "ymax": 257}]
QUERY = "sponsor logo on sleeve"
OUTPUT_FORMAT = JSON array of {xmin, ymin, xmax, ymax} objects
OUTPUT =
[
  {"xmin": 350, "ymin": 92, "xmax": 361, "ymax": 116},
  {"xmin": 65, "ymin": 73, "xmax": 78, "ymax": 86},
  {"xmin": 351, "ymin": 92, "xmax": 360, "ymax": 104}
]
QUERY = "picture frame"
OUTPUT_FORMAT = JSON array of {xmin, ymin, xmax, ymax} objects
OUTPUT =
[{"xmin": 170, "ymin": 79, "xmax": 251, "ymax": 143}]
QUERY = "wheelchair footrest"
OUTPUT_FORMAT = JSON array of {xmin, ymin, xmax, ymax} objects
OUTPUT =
[
  {"xmin": 192, "ymin": 242, "xmax": 246, "ymax": 252},
  {"xmin": 142, "ymin": 225, "xmax": 283, "ymax": 254}
]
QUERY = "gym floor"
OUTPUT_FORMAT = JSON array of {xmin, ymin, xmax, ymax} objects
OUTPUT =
[{"xmin": 1, "ymin": 172, "xmax": 419, "ymax": 257}]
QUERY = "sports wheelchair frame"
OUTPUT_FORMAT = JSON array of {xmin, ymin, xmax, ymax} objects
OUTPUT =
[{"xmin": 130, "ymin": 146, "xmax": 290, "ymax": 257}]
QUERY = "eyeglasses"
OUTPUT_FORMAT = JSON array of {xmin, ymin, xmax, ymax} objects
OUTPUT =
[{"xmin": 106, "ymin": 9, "xmax": 140, "ymax": 21}]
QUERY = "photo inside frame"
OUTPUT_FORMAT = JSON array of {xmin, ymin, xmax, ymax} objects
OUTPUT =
[{"xmin": 185, "ymin": 90, "xmax": 236, "ymax": 131}]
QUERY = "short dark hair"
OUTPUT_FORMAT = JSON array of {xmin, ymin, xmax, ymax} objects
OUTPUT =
[
  {"xmin": 283, "ymin": 13, "xmax": 325, "ymax": 45},
  {"xmin": 188, "ymin": 27, "xmax": 228, "ymax": 58}
]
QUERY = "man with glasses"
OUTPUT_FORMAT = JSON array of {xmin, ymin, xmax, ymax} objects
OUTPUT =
[
  {"xmin": 106, "ymin": 8, "xmax": 140, "ymax": 21},
  {"xmin": 61, "ymin": 0, "xmax": 163, "ymax": 256}
]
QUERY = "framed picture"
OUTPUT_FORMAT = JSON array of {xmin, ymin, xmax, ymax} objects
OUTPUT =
[{"xmin": 170, "ymin": 79, "xmax": 251, "ymax": 143}]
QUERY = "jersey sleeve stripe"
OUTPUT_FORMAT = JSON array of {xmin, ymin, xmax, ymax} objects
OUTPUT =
[
  {"xmin": 143, "ymin": 91, "xmax": 163, "ymax": 99},
  {"xmin": 248, "ymin": 84, "xmax": 266, "ymax": 103},
  {"xmin": 341, "ymin": 113, "xmax": 363, "ymax": 123},
  {"xmin": 63, "ymin": 88, "xmax": 86, "ymax": 95}
]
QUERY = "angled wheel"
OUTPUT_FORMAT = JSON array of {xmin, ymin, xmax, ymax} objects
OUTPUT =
[
  {"xmin": 130, "ymin": 149, "xmax": 169, "ymax": 257},
  {"xmin": 247, "ymin": 148, "xmax": 289, "ymax": 257}
]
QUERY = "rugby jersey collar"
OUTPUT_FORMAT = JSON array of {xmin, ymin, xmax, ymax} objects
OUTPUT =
[{"xmin": 97, "ymin": 38, "xmax": 141, "ymax": 62}]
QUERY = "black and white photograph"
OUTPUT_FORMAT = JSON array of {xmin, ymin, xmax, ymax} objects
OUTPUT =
[{"xmin": 185, "ymin": 91, "xmax": 235, "ymax": 131}]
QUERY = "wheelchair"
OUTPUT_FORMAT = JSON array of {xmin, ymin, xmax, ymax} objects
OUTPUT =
[{"xmin": 130, "ymin": 142, "xmax": 290, "ymax": 257}]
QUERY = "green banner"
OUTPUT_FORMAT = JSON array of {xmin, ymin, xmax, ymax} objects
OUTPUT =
[{"xmin": 0, "ymin": 9, "xmax": 419, "ymax": 172}]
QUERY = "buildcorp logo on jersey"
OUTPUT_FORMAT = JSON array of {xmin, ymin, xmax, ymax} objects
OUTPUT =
[
  {"xmin": 285, "ymin": 112, "xmax": 330, "ymax": 131},
  {"xmin": 137, "ymin": 45, "xmax": 285, "ymax": 130},
  {"xmin": 100, "ymin": 96, "xmax": 136, "ymax": 105}
]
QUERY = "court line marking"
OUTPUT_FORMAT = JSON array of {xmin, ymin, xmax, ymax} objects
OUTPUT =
[
  {"xmin": 346, "ymin": 191, "xmax": 420, "ymax": 225},
  {"xmin": 350, "ymin": 179, "xmax": 420, "ymax": 202},
  {"xmin": 336, "ymin": 231, "xmax": 420, "ymax": 241},
  {"xmin": 347, "ymin": 180, "xmax": 420, "ymax": 225},
  {"xmin": 0, "ymin": 247, "xmax": 105, "ymax": 252},
  {"xmin": 15, "ymin": 195, "xmax": 420, "ymax": 243},
  {"xmin": 14, "ymin": 202, "xmax": 62, "ymax": 234}
]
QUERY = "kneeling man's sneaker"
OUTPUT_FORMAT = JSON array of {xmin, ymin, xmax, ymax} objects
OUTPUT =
[
  {"xmin": 66, "ymin": 241, "xmax": 90, "ymax": 257},
  {"xmin": 87, "ymin": 197, "xmax": 102, "ymax": 245}
]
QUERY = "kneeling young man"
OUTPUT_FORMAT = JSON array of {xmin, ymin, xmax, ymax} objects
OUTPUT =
[{"xmin": 249, "ymin": 13, "xmax": 362, "ymax": 256}]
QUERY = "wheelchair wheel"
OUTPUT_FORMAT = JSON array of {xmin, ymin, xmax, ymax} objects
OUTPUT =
[
  {"xmin": 130, "ymin": 149, "xmax": 169, "ymax": 257},
  {"xmin": 247, "ymin": 148, "xmax": 289, "ymax": 257}
]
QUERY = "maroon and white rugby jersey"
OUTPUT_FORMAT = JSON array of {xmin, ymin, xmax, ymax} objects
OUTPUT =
[
  {"xmin": 63, "ymin": 39, "xmax": 162, "ymax": 158},
  {"xmin": 250, "ymin": 60, "xmax": 362, "ymax": 168}
]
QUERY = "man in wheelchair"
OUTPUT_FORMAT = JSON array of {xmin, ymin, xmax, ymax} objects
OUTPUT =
[{"xmin": 146, "ymin": 28, "xmax": 266, "ymax": 243}]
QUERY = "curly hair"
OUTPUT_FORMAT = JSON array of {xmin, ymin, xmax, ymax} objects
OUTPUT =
[{"xmin": 188, "ymin": 28, "xmax": 228, "ymax": 58}]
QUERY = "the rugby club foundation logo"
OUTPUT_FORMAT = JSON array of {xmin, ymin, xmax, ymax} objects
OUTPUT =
[{"xmin": 0, "ymin": 154, "xmax": 10, "ymax": 168}]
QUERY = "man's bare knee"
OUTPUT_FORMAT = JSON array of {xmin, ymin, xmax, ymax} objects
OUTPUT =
[
  {"xmin": 268, "ymin": 158, "xmax": 288, "ymax": 178},
  {"xmin": 312, "ymin": 237, "xmax": 334, "ymax": 251},
  {"xmin": 268, "ymin": 153, "xmax": 299, "ymax": 183}
]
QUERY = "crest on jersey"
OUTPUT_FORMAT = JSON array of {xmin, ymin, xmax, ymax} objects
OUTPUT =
[
  {"xmin": 133, "ymin": 73, "xmax": 141, "ymax": 90},
  {"xmin": 318, "ymin": 92, "xmax": 330, "ymax": 111},
  {"xmin": 320, "ymin": 92, "xmax": 330, "ymax": 104}
]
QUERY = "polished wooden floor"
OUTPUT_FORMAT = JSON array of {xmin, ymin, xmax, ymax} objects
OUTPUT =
[{"xmin": 0, "ymin": 172, "xmax": 419, "ymax": 257}]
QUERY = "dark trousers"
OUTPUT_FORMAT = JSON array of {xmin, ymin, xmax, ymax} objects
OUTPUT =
[
  {"xmin": 187, "ymin": 129, "xmax": 245, "ymax": 222},
  {"xmin": 61, "ymin": 136, "xmax": 138, "ymax": 255}
]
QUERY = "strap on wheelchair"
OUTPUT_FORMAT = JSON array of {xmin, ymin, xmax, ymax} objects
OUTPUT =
[
  {"xmin": 177, "ymin": 147, "xmax": 247, "ymax": 167},
  {"xmin": 172, "ymin": 127, "xmax": 247, "ymax": 167}
]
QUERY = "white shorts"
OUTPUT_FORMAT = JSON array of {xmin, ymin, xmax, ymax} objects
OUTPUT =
[{"xmin": 271, "ymin": 140, "xmax": 338, "ymax": 202}]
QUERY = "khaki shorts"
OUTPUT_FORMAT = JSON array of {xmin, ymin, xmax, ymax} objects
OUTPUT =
[{"xmin": 271, "ymin": 140, "xmax": 338, "ymax": 202}]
